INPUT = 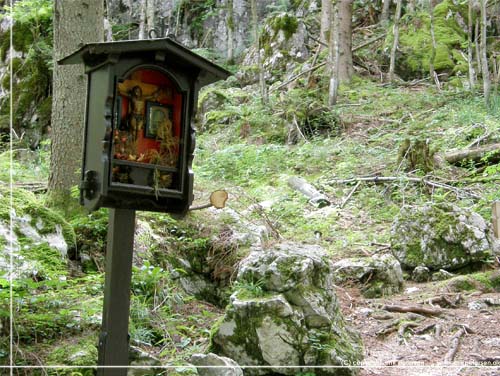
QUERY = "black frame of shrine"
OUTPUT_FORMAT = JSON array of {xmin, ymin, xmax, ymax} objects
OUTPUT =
[{"xmin": 59, "ymin": 38, "xmax": 230, "ymax": 215}]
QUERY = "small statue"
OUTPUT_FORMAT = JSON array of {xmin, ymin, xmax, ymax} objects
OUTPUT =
[{"xmin": 120, "ymin": 85, "xmax": 160, "ymax": 141}]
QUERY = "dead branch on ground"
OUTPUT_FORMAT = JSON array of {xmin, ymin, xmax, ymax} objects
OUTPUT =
[{"xmin": 382, "ymin": 303, "xmax": 443, "ymax": 316}]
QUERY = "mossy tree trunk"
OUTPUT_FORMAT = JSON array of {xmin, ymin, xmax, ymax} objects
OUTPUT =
[
  {"xmin": 388, "ymin": 0, "xmax": 402, "ymax": 81},
  {"xmin": 48, "ymin": 0, "xmax": 103, "ymax": 209},
  {"xmin": 480, "ymin": 0, "xmax": 491, "ymax": 105}
]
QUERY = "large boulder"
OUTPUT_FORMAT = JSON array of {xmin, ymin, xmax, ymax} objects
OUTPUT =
[
  {"xmin": 391, "ymin": 203, "xmax": 499, "ymax": 271},
  {"xmin": 211, "ymin": 243, "xmax": 363, "ymax": 375},
  {"xmin": 331, "ymin": 254, "xmax": 404, "ymax": 298}
]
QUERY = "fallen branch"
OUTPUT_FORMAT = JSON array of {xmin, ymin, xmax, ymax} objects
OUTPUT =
[
  {"xmin": 269, "ymin": 62, "xmax": 326, "ymax": 93},
  {"xmin": 444, "ymin": 328, "xmax": 465, "ymax": 363},
  {"xmin": 340, "ymin": 181, "xmax": 361, "ymax": 209},
  {"xmin": 352, "ymin": 33, "xmax": 387, "ymax": 52},
  {"xmin": 382, "ymin": 304, "xmax": 443, "ymax": 316},
  {"xmin": 442, "ymin": 142, "xmax": 500, "ymax": 165},
  {"xmin": 288, "ymin": 176, "xmax": 330, "ymax": 208},
  {"xmin": 327, "ymin": 175, "xmax": 481, "ymax": 200}
]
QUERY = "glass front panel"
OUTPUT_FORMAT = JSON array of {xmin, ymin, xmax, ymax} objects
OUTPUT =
[{"xmin": 111, "ymin": 68, "xmax": 183, "ymax": 192}]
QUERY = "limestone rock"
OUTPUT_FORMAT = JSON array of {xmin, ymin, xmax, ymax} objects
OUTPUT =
[
  {"xmin": 391, "ymin": 203, "xmax": 498, "ymax": 271},
  {"xmin": 0, "ymin": 188, "xmax": 75, "ymax": 279},
  {"xmin": 412, "ymin": 265, "xmax": 431, "ymax": 282},
  {"xmin": 331, "ymin": 254, "xmax": 404, "ymax": 297},
  {"xmin": 191, "ymin": 352, "xmax": 243, "ymax": 376},
  {"xmin": 211, "ymin": 243, "xmax": 363, "ymax": 375}
]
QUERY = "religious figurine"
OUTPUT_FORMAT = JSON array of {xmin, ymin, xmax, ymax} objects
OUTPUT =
[{"xmin": 120, "ymin": 85, "xmax": 160, "ymax": 141}]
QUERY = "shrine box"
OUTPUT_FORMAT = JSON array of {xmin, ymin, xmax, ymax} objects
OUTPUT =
[{"xmin": 59, "ymin": 38, "xmax": 230, "ymax": 214}]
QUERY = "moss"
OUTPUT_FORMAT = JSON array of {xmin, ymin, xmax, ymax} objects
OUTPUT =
[
  {"xmin": 18, "ymin": 241, "xmax": 68, "ymax": 279},
  {"xmin": 0, "ymin": 187, "xmax": 76, "ymax": 248},
  {"xmin": 442, "ymin": 275, "xmax": 482, "ymax": 292},
  {"xmin": 387, "ymin": 1, "xmax": 468, "ymax": 79},
  {"xmin": 270, "ymin": 14, "xmax": 299, "ymax": 40},
  {"xmin": 46, "ymin": 335, "xmax": 97, "ymax": 375}
]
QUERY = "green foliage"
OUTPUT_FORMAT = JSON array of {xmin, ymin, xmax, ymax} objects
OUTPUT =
[
  {"xmin": 0, "ymin": 0, "xmax": 53, "ymax": 136},
  {"xmin": 383, "ymin": 1, "xmax": 468, "ymax": 79}
]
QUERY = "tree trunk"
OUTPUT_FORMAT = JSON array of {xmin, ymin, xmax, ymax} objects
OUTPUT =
[
  {"xmin": 468, "ymin": 0, "xmax": 476, "ymax": 91},
  {"xmin": 408, "ymin": 0, "xmax": 416, "ymax": 13},
  {"xmin": 320, "ymin": 0, "xmax": 332, "ymax": 46},
  {"xmin": 49, "ymin": 0, "xmax": 104, "ymax": 208},
  {"xmin": 381, "ymin": 0, "xmax": 391, "ymax": 23},
  {"xmin": 138, "ymin": 0, "xmax": 146, "ymax": 39},
  {"xmin": 227, "ymin": 0, "xmax": 234, "ymax": 62},
  {"xmin": 388, "ymin": 0, "xmax": 402, "ymax": 81},
  {"xmin": 338, "ymin": 0, "xmax": 353, "ymax": 82},
  {"xmin": 475, "ymin": 17, "xmax": 482, "ymax": 75},
  {"xmin": 146, "ymin": 0, "xmax": 156, "ymax": 37},
  {"xmin": 328, "ymin": 0, "xmax": 340, "ymax": 106},
  {"xmin": 250, "ymin": 0, "xmax": 267, "ymax": 103},
  {"xmin": 429, "ymin": 0, "xmax": 441, "ymax": 90},
  {"xmin": 480, "ymin": 0, "xmax": 491, "ymax": 105}
]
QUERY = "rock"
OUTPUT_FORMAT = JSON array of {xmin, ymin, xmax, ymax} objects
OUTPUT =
[
  {"xmin": 0, "ymin": 188, "xmax": 75, "ymax": 279},
  {"xmin": 211, "ymin": 243, "xmax": 363, "ymax": 375},
  {"xmin": 432, "ymin": 269, "xmax": 454, "ymax": 281},
  {"xmin": 331, "ymin": 254, "xmax": 404, "ymax": 297},
  {"xmin": 190, "ymin": 353, "xmax": 243, "ymax": 376},
  {"xmin": 412, "ymin": 265, "xmax": 431, "ymax": 282},
  {"xmin": 391, "ymin": 203, "xmax": 498, "ymax": 271}
]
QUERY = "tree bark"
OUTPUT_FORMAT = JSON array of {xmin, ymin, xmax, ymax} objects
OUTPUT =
[
  {"xmin": 338, "ymin": 0, "xmax": 353, "ymax": 82},
  {"xmin": 138, "ymin": 0, "xmax": 146, "ymax": 39},
  {"xmin": 381, "ymin": 0, "xmax": 391, "ymax": 23},
  {"xmin": 480, "ymin": 0, "xmax": 491, "ymax": 105},
  {"xmin": 250, "ymin": 0, "xmax": 267, "ymax": 103},
  {"xmin": 227, "ymin": 0, "xmax": 234, "ymax": 62},
  {"xmin": 443, "ymin": 143, "xmax": 500, "ymax": 165},
  {"xmin": 429, "ymin": 0, "xmax": 441, "ymax": 90},
  {"xmin": 146, "ymin": 0, "xmax": 156, "ymax": 37},
  {"xmin": 468, "ymin": 0, "xmax": 477, "ymax": 91},
  {"xmin": 328, "ymin": 0, "xmax": 340, "ymax": 106},
  {"xmin": 287, "ymin": 177, "xmax": 331, "ymax": 207},
  {"xmin": 388, "ymin": 0, "xmax": 402, "ymax": 81},
  {"xmin": 320, "ymin": 0, "xmax": 332, "ymax": 46},
  {"xmin": 49, "ymin": 0, "xmax": 104, "ymax": 207}
]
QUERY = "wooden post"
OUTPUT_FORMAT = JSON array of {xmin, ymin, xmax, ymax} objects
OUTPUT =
[
  {"xmin": 493, "ymin": 202, "xmax": 500, "ymax": 238},
  {"xmin": 97, "ymin": 209, "xmax": 136, "ymax": 376}
]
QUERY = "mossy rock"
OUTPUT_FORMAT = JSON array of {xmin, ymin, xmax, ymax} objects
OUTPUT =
[
  {"xmin": 211, "ymin": 244, "xmax": 363, "ymax": 375},
  {"xmin": 0, "ymin": 187, "xmax": 75, "ymax": 279},
  {"xmin": 331, "ymin": 254, "xmax": 404, "ymax": 298},
  {"xmin": 391, "ymin": 203, "xmax": 497, "ymax": 271},
  {"xmin": 383, "ymin": 0, "xmax": 468, "ymax": 80},
  {"xmin": 45, "ymin": 336, "xmax": 98, "ymax": 376}
]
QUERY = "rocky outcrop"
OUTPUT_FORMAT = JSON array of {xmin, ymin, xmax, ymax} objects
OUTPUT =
[
  {"xmin": 391, "ymin": 203, "xmax": 499, "ymax": 271},
  {"xmin": 331, "ymin": 254, "xmax": 404, "ymax": 297},
  {"xmin": 211, "ymin": 243, "xmax": 363, "ymax": 375}
]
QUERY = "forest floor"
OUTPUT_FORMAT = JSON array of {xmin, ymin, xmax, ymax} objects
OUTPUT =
[{"xmin": 336, "ymin": 283, "xmax": 500, "ymax": 375}]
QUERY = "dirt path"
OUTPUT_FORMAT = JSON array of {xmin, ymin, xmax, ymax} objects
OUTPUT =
[{"xmin": 336, "ymin": 282, "xmax": 500, "ymax": 376}]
